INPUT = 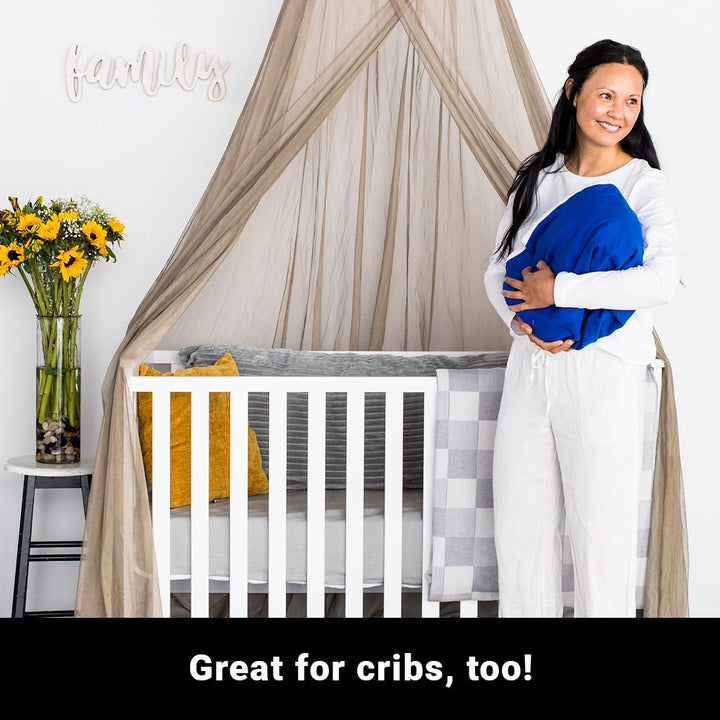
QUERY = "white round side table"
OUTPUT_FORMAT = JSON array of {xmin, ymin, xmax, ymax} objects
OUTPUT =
[{"xmin": 4, "ymin": 455, "xmax": 94, "ymax": 618}]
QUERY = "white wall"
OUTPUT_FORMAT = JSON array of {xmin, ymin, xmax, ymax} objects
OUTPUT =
[{"xmin": 0, "ymin": 0, "xmax": 715, "ymax": 617}]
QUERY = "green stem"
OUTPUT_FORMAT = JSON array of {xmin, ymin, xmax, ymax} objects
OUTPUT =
[
  {"xmin": 36, "ymin": 313, "xmax": 81, "ymax": 431},
  {"xmin": 36, "ymin": 318, "xmax": 58, "ymax": 423},
  {"xmin": 72, "ymin": 259, "xmax": 92, "ymax": 315},
  {"xmin": 17, "ymin": 267, "xmax": 42, "ymax": 316},
  {"xmin": 27, "ymin": 261, "xmax": 52, "ymax": 316}
]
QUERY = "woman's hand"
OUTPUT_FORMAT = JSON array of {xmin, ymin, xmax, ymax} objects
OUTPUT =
[
  {"xmin": 503, "ymin": 260, "xmax": 556, "ymax": 311},
  {"xmin": 512, "ymin": 315, "xmax": 574, "ymax": 353}
]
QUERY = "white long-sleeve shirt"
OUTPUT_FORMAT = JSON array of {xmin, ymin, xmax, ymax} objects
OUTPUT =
[{"xmin": 484, "ymin": 154, "xmax": 681, "ymax": 365}]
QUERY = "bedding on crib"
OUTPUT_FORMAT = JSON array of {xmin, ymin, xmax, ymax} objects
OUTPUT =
[
  {"xmin": 169, "ymin": 488, "xmax": 424, "ymax": 587},
  {"xmin": 131, "ymin": 344, "xmax": 663, "ymax": 618}
]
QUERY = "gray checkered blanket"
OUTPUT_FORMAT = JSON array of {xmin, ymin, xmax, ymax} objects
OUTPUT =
[{"xmin": 427, "ymin": 367, "xmax": 659, "ymax": 608}]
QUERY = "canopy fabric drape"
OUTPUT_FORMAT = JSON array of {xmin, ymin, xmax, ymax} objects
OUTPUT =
[{"xmin": 75, "ymin": 0, "xmax": 688, "ymax": 617}]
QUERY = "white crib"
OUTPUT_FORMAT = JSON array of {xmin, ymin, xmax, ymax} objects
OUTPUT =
[{"xmin": 128, "ymin": 348, "xmax": 663, "ymax": 619}]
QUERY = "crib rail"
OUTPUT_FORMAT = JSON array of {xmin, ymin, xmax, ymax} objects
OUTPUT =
[{"xmin": 129, "ymin": 374, "xmax": 439, "ymax": 618}]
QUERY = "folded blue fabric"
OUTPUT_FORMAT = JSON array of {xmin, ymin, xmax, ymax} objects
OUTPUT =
[{"xmin": 503, "ymin": 184, "xmax": 644, "ymax": 349}]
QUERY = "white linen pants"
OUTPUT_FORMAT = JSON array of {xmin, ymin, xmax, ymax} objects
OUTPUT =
[{"xmin": 492, "ymin": 336, "xmax": 646, "ymax": 617}]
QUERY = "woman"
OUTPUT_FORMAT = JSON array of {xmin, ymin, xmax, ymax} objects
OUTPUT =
[{"xmin": 484, "ymin": 39, "xmax": 680, "ymax": 617}]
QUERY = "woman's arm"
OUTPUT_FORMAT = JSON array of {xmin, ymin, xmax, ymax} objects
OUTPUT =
[
  {"xmin": 484, "ymin": 199, "xmax": 526, "ymax": 332},
  {"xmin": 554, "ymin": 172, "xmax": 680, "ymax": 310},
  {"xmin": 499, "ymin": 172, "xmax": 681, "ymax": 312},
  {"xmin": 484, "ymin": 201, "xmax": 575, "ymax": 352}
]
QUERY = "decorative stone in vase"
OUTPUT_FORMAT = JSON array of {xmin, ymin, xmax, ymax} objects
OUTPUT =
[{"xmin": 36, "ymin": 315, "xmax": 81, "ymax": 463}]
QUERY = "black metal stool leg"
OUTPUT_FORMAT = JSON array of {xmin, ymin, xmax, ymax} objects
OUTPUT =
[
  {"xmin": 12, "ymin": 475, "xmax": 36, "ymax": 618},
  {"xmin": 79, "ymin": 474, "xmax": 90, "ymax": 516}
]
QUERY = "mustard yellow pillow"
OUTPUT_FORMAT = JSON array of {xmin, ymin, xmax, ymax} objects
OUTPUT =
[{"xmin": 137, "ymin": 352, "xmax": 268, "ymax": 508}]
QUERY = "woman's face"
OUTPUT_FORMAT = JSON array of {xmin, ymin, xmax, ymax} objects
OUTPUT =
[{"xmin": 570, "ymin": 62, "xmax": 644, "ymax": 152}]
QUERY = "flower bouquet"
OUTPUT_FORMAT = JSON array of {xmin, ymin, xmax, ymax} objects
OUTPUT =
[{"xmin": 0, "ymin": 195, "xmax": 125, "ymax": 462}]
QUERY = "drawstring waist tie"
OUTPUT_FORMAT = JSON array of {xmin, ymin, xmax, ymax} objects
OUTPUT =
[{"xmin": 527, "ymin": 346, "xmax": 551, "ymax": 417}]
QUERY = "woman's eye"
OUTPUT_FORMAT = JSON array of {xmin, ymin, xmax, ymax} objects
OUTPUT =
[{"xmin": 600, "ymin": 92, "xmax": 612, "ymax": 100}]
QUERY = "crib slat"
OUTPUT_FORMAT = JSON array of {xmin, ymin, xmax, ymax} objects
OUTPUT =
[
  {"xmin": 268, "ymin": 390, "xmax": 287, "ymax": 618},
  {"xmin": 151, "ymin": 389, "xmax": 171, "ymax": 618},
  {"xmin": 190, "ymin": 390, "xmax": 210, "ymax": 618},
  {"xmin": 306, "ymin": 391, "xmax": 326, "ymax": 617},
  {"xmin": 345, "ymin": 392, "xmax": 365, "ymax": 617},
  {"xmin": 229, "ymin": 390, "xmax": 249, "ymax": 618},
  {"xmin": 421, "ymin": 387, "xmax": 440, "ymax": 618},
  {"xmin": 383, "ymin": 391, "xmax": 403, "ymax": 617}
]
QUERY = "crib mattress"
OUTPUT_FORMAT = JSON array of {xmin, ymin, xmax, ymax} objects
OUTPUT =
[{"xmin": 169, "ymin": 489, "xmax": 424, "ymax": 588}]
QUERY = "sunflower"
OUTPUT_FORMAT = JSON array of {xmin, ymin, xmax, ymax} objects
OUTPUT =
[
  {"xmin": 56, "ymin": 211, "xmax": 79, "ymax": 222},
  {"xmin": 3, "ymin": 242, "xmax": 26, "ymax": 266},
  {"xmin": 0, "ymin": 242, "xmax": 25, "ymax": 275},
  {"xmin": 51, "ymin": 245, "xmax": 88, "ymax": 282},
  {"xmin": 37, "ymin": 218, "xmax": 61, "ymax": 241},
  {"xmin": 15, "ymin": 213, "xmax": 43, "ymax": 236},
  {"xmin": 82, "ymin": 220, "xmax": 108, "ymax": 256},
  {"xmin": 108, "ymin": 216, "xmax": 125, "ymax": 235}
]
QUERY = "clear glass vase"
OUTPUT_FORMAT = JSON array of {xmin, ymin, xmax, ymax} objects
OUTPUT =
[{"xmin": 36, "ymin": 315, "xmax": 81, "ymax": 463}]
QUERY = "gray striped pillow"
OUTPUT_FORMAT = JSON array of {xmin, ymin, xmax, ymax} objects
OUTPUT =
[{"xmin": 179, "ymin": 345, "xmax": 508, "ymax": 490}]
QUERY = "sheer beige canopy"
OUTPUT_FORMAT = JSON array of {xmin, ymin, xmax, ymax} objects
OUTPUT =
[{"xmin": 75, "ymin": 0, "xmax": 688, "ymax": 617}]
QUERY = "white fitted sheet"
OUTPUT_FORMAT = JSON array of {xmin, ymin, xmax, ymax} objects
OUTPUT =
[{"xmin": 169, "ymin": 488, "xmax": 424, "ymax": 588}]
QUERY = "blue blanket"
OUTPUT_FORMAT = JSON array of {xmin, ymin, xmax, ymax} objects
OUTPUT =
[{"xmin": 504, "ymin": 184, "xmax": 644, "ymax": 349}]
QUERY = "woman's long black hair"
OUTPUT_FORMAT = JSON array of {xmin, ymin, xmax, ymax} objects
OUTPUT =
[{"xmin": 495, "ymin": 39, "xmax": 660, "ymax": 260}]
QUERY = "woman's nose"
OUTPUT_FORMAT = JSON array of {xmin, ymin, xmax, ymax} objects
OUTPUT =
[{"xmin": 607, "ymin": 99, "xmax": 623, "ymax": 118}]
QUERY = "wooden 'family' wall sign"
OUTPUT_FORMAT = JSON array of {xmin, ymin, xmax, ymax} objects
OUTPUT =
[{"xmin": 66, "ymin": 42, "xmax": 230, "ymax": 102}]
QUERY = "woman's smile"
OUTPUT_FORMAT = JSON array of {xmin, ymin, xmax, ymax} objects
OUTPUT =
[{"xmin": 598, "ymin": 120, "xmax": 621, "ymax": 133}]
